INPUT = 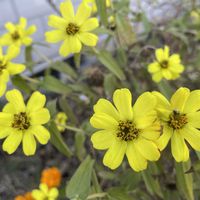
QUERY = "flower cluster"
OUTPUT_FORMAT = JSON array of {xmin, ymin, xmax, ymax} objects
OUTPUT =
[
  {"xmin": 15, "ymin": 167, "xmax": 61, "ymax": 200},
  {"xmin": 90, "ymin": 87, "xmax": 200, "ymax": 171}
]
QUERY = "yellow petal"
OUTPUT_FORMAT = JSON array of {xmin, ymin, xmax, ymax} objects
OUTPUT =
[
  {"xmin": 0, "ymin": 127, "xmax": 11, "ymax": 139},
  {"xmin": 3, "ymin": 103, "xmax": 16, "ymax": 113},
  {"xmin": 126, "ymin": 142, "xmax": 147, "ymax": 172},
  {"xmin": 155, "ymin": 48, "xmax": 164, "ymax": 62},
  {"xmin": 26, "ymin": 25, "xmax": 37, "ymax": 35},
  {"xmin": 49, "ymin": 188, "xmax": 59, "ymax": 198},
  {"xmin": 3, "ymin": 131, "xmax": 22, "ymax": 154},
  {"xmin": 29, "ymin": 125, "xmax": 50, "ymax": 145},
  {"xmin": 157, "ymin": 125, "xmax": 173, "ymax": 150},
  {"xmin": 23, "ymin": 131, "xmax": 36, "ymax": 156},
  {"xmin": 90, "ymin": 113, "xmax": 118, "ymax": 130},
  {"xmin": 32, "ymin": 190, "xmax": 45, "ymax": 199},
  {"xmin": 163, "ymin": 45, "xmax": 170, "ymax": 59},
  {"xmin": 152, "ymin": 91, "xmax": 171, "ymax": 110},
  {"xmin": 6, "ymin": 63, "xmax": 25, "ymax": 75},
  {"xmin": 45, "ymin": 30, "xmax": 66, "ymax": 43},
  {"xmin": 19, "ymin": 17, "xmax": 27, "ymax": 29},
  {"xmin": 48, "ymin": 15, "xmax": 67, "ymax": 29},
  {"xmin": 135, "ymin": 138, "xmax": 160, "ymax": 161},
  {"xmin": 181, "ymin": 125, "xmax": 200, "ymax": 151},
  {"xmin": 6, "ymin": 46, "xmax": 20, "ymax": 60},
  {"xmin": 170, "ymin": 87, "xmax": 190, "ymax": 112},
  {"xmin": 22, "ymin": 37, "xmax": 33, "ymax": 46},
  {"xmin": 135, "ymin": 111, "xmax": 157, "ymax": 129},
  {"xmin": 78, "ymin": 32, "xmax": 98, "ymax": 46},
  {"xmin": 140, "ymin": 122, "xmax": 161, "ymax": 140},
  {"xmin": 0, "ymin": 70, "xmax": 9, "ymax": 82},
  {"xmin": 93, "ymin": 98, "xmax": 120, "ymax": 121},
  {"xmin": 91, "ymin": 129, "xmax": 115, "ymax": 150},
  {"xmin": 103, "ymin": 139, "xmax": 126, "ymax": 169},
  {"xmin": 113, "ymin": 88, "xmax": 133, "ymax": 120},
  {"xmin": 184, "ymin": 90, "xmax": 200, "ymax": 113},
  {"xmin": 162, "ymin": 69, "xmax": 172, "ymax": 80},
  {"xmin": 5, "ymin": 22, "xmax": 15, "ymax": 32},
  {"xmin": 60, "ymin": 0, "xmax": 74, "ymax": 21},
  {"xmin": 75, "ymin": 2, "xmax": 92, "ymax": 25},
  {"xmin": 0, "ymin": 81, "xmax": 7, "ymax": 97},
  {"xmin": 0, "ymin": 113, "xmax": 13, "ymax": 126},
  {"xmin": 26, "ymin": 91, "xmax": 46, "ymax": 112},
  {"xmin": 152, "ymin": 71, "xmax": 162, "ymax": 82},
  {"xmin": 168, "ymin": 54, "xmax": 181, "ymax": 65},
  {"xmin": 30, "ymin": 108, "xmax": 50, "ymax": 125},
  {"xmin": 169, "ymin": 64, "xmax": 184, "ymax": 73},
  {"xmin": 59, "ymin": 36, "xmax": 82, "ymax": 57},
  {"xmin": 148, "ymin": 62, "xmax": 160, "ymax": 73},
  {"xmin": 80, "ymin": 18, "xmax": 99, "ymax": 32},
  {"xmin": 133, "ymin": 92, "xmax": 156, "ymax": 117},
  {"xmin": 187, "ymin": 112, "xmax": 200, "ymax": 128},
  {"xmin": 171, "ymin": 131, "xmax": 189, "ymax": 162},
  {"xmin": 6, "ymin": 89, "xmax": 26, "ymax": 112}
]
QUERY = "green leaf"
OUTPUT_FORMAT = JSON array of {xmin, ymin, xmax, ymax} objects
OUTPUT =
[
  {"xmin": 115, "ymin": 13, "xmax": 136, "ymax": 48},
  {"xmin": 40, "ymin": 75, "xmax": 72, "ymax": 94},
  {"xmin": 97, "ymin": 50, "xmax": 125, "ymax": 80},
  {"xmin": 25, "ymin": 45, "xmax": 34, "ymax": 71},
  {"xmin": 48, "ymin": 122, "xmax": 72, "ymax": 158},
  {"xmin": 66, "ymin": 156, "xmax": 94, "ymax": 200},
  {"xmin": 46, "ymin": 99, "xmax": 57, "ymax": 118},
  {"xmin": 50, "ymin": 61, "xmax": 78, "ymax": 80},
  {"xmin": 107, "ymin": 187, "xmax": 133, "ymax": 200},
  {"xmin": 96, "ymin": 0, "xmax": 108, "ymax": 27},
  {"xmin": 58, "ymin": 97, "xmax": 78, "ymax": 125},
  {"xmin": 11, "ymin": 75, "xmax": 32, "ymax": 94},
  {"xmin": 142, "ymin": 168, "xmax": 163, "ymax": 198},
  {"xmin": 75, "ymin": 132, "xmax": 86, "ymax": 161},
  {"xmin": 175, "ymin": 161, "xmax": 194, "ymax": 200},
  {"xmin": 104, "ymin": 74, "xmax": 121, "ymax": 96}
]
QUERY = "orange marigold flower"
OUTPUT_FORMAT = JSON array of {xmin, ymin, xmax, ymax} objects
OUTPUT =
[
  {"xmin": 40, "ymin": 167, "xmax": 62, "ymax": 188},
  {"xmin": 15, "ymin": 192, "xmax": 34, "ymax": 200}
]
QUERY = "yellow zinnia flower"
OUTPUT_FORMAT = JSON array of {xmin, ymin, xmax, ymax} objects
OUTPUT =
[
  {"xmin": 45, "ymin": 0, "xmax": 99, "ymax": 57},
  {"xmin": 32, "ymin": 183, "xmax": 58, "ymax": 200},
  {"xmin": 54, "ymin": 112, "xmax": 68, "ymax": 132},
  {"xmin": 0, "ymin": 17, "xmax": 36, "ymax": 48},
  {"xmin": 0, "ymin": 89, "xmax": 50, "ymax": 156},
  {"xmin": 90, "ymin": 88, "xmax": 161, "ymax": 172},
  {"xmin": 153, "ymin": 87, "xmax": 200, "ymax": 162},
  {"xmin": 0, "ymin": 46, "xmax": 25, "ymax": 97},
  {"xmin": 84, "ymin": 0, "xmax": 111, "ymax": 13},
  {"xmin": 148, "ymin": 46, "xmax": 184, "ymax": 82}
]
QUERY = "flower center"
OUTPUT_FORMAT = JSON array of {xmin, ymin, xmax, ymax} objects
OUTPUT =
[
  {"xmin": 12, "ymin": 112, "xmax": 30, "ymax": 130},
  {"xmin": 168, "ymin": 110, "xmax": 187, "ymax": 130},
  {"xmin": 66, "ymin": 23, "xmax": 79, "ymax": 35},
  {"xmin": 117, "ymin": 120, "xmax": 140, "ymax": 141},
  {"xmin": 160, "ymin": 60, "xmax": 168, "ymax": 68},
  {"xmin": 11, "ymin": 31, "xmax": 20, "ymax": 40}
]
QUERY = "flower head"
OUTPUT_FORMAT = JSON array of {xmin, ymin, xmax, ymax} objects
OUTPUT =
[
  {"xmin": 84, "ymin": 0, "xmax": 111, "ymax": 13},
  {"xmin": 54, "ymin": 112, "xmax": 68, "ymax": 132},
  {"xmin": 90, "ymin": 88, "xmax": 161, "ymax": 172},
  {"xmin": 15, "ymin": 192, "xmax": 34, "ymax": 200},
  {"xmin": 0, "ymin": 89, "xmax": 50, "ymax": 156},
  {"xmin": 148, "ymin": 46, "xmax": 184, "ymax": 82},
  {"xmin": 153, "ymin": 87, "xmax": 200, "ymax": 162},
  {"xmin": 32, "ymin": 184, "xmax": 58, "ymax": 200},
  {"xmin": 45, "ymin": 0, "xmax": 99, "ymax": 57},
  {"xmin": 41, "ymin": 167, "xmax": 62, "ymax": 188},
  {"xmin": 0, "ymin": 17, "xmax": 36, "ymax": 48},
  {"xmin": 0, "ymin": 46, "xmax": 25, "ymax": 97}
]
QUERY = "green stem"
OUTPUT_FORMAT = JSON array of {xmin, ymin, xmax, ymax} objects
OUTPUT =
[
  {"xmin": 92, "ymin": 169, "xmax": 101, "ymax": 193},
  {"xmin": 87, "ymin": 193, "xmax": 107, "ymax": 200},
  {"xmin": 21, "ymin": 75, "xmax": 40, "ymax": 84},
  {"xmin": 56, "ymin": 123, "xmax": 83, "ymax": 133}
]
